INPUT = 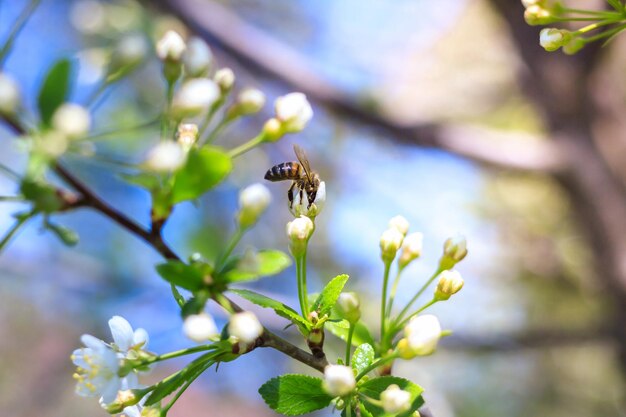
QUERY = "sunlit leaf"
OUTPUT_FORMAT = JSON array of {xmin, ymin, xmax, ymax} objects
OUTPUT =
[
  {"xmin": 171, "ymin": 146, "xmax": 232, "ymax": 203},
  {"xmin": 259, "ymin": 374, "xmax": 333, "ymax": 416},
  {"xmin": 38, "ymin": 58, "xmax": 73, "ymax": 126}
]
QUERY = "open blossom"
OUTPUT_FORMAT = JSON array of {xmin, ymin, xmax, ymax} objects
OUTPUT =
[
  {"xmin": 274, "ymin": 92, "xmax": 313, "ymax": 133},
  {"xmin": 323, "ymin": 365, "xmax": 356, "ymax": 397},
  {"xmin": 108, "ymin": 315, "xmax": 149, "ymax": 354},
  {"xmin": 380, "ymin": 384, "xmax": 411, "ymax": 414},
  {"xmin": 228, "ymin": 311, "xmax": 263, "ymax": 344},
  {"xmin": 156, "ymin": 30, "xmax": 186, "ymax": 61}
]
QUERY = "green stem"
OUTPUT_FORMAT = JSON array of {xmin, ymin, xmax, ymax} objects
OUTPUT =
[
  {"xmin": 163, "ymin": 358, "xmax": 215, "ymax": 413},
  {"xmin": 161, "ymin": 82, "xmax": 175, "ymax": 139},
  {"xmin": 0, "ymin": 163, "xmax": 21, "ymax": 180},
  {"xmin": 216, "ymin": 227, "xmax": 244, "ymax": 270},
  {"xmin": 355, "ymin": 353, "xmax": 399, "ymax": 381},
  {"xmin": 198, "ymin": 97, "xmax": 225, "ymax": 139},
  {"xmin": 205, "ymin": 117, "xmax": 234, "ymax": 144},
  {"xmin": 0, "ymin": 196, "xmax": 23, "ymax": 201},
  {"xmin": 152, "ymin": 344, "xmax": 217, "ymax": 362},
  {"xmin": 227, "ymin": 133, "xmax": 265, "ymax": 158},
  {"xmin": 395, "ymin": 266, "xmax": 444, "ymax": 325},
  {"xmin": 0, "ymin": 211, "xmax": 34, "ymax": 253},
  {"xmin": 584, "ymin": 23, "xmax": 626, "ymax": 42},
  {"xmin": 170, "ymin": 283, "xmax": 185, "ymax": 308},
  {"xmin": 295, "ymin": 253, "xmax": 309, "ymax": 318},
  {"xmin": 302, "ymin": 247, "xmax": 309, "ymax": 316},
  {"xmin": 0, "ymin": 0, "xmax": 41, "ymax": 69},
  {"xmin": 380, "ymin": 260, "xmax": 392, "ymax": 342},
  {"xmin": 562, "ymin": 7, "xmax": 621, "ymax": 17},
  {"xmin": 394, "ymin": 298, "xmax": 439, "ymax": 332},
  {"xmin": 345, "ymin": 323, "xmax": 355, "ymax": 365},
  {"xmin": 386, "ymin": 267, "xmax": 404, "ymax": 318},
  {"xmin": 82, "ymin": 118, "xmax": 159, "ymax": 141},
  {"xmin": 85, "ymin": 80, "xmax": 109, "ymax": 108}
]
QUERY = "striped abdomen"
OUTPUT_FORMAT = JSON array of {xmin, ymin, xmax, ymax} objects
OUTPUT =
[{"xmin": 264, "ymin": 162, "xmax": 303, "ymax": 182}]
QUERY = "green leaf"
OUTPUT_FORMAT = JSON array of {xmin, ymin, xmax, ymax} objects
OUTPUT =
[
  {"xmin": 358, "ymin": 376, "xmax": 424, "ymax": 417},
  {"xmin": 119, "ymin": 172, "xmax": 161, "ymax": 190},
  {"xmin": 20, "ymin": 179, "xmax": 63, "ymax": 213},
  {"xmin": 171, "ymin": 146, "xmax": 232, "ymax": 203},
  {"xmin": 258, "ymin": 374, "xmax": 333, "ymax": 416},
  {"xmin": 312, "ymin": 274, "xmax": 349, "ymax": 317},
  {"xmin": 222, "ymin": 250, "xmax": 291, "ymax": 283},
  {"xmin": 230, "ymin": 289, "xmax": 310, "ymax": 331},
  {"xmin": 326, "ymin": 319, "xmax": 375, "ymax": 348},
  {"xmin": 45, "ymin": 222, "xmax": 79, "ymax": 246},
  {"xmin": 351, "ymin": 343, "xmax": 374, "ymax": 375},
  {"xmin": 155, "ymin": 261, "xmax": 212, "ymax": 292},
  {"xmin": 38, "ymin": 58, "xmax": 73, "ymax": 126}
]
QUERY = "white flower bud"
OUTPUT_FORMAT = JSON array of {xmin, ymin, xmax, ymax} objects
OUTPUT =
[
  {"xmin": 156, "ymin": 30, "xmax": 186, "ymax": 62},
  {"xmin": 388, "ymin": 215, "xmax": 409, "ymax": 235},
  {"xmin": 443, "ymin": 234, "xmax": 468, "ymax": 264},
  {"xmin": 274, "ymin": 92, "xmax": 313, "ymax": 133},
  {"xmin": 176, "ymin": 123, "xmax": 199, "ymax": 151},
  {"xmin": 171, "ymin": 78, "xmax": 220, "ymax": 118},
  {"xmin": 262, "ymin": 117, "xmax": 283, "ymax": 142},
  {"xmin": 539, "ymin": 28, "xmax": 569, "ymax": 52},
  {"xmin": 112, "ymin": 34, "xmax": 148, "ymax": 69},
  {"xmin": 52, "ymin": 104, "xmax": 91, "ymax": 139},
  {"xmin": 183, "ymin": 37, "xmax": 213, "ymax": 77},
  {"xmin": 524, "ymin": 5, "xmax": 553, "ymax": 25},
  {"xmin": 70, "ymin": 0, "xmax": 106, "ymax": 34},
  {"xmin": 380, "ymin": 384, "xmax": 411, "ymax": 414},
  {"xmin": 435, "ymin": 269, "xmax": 464, "ymax": 301},
  {"xmin": 228, "ymin": 311, "xmax": 263, "ymax": 344},
  {"xmin": 238, "ymin": 183, "xmax": 271, "ymax": 228},
  {"xmin": 323, "ymin": 365, "xmax": 356, "ymax": 397},
  {"xmin": 289, "ymin": 181, "xmax": 325, "ymax": 218},
  {"xmin": 380, "ymin": 228, "xmax": 404, "ymax": 262},
  {"xmin": 398, "ymin": 315, "xmax": 441, "ymax": 359},
  {"xmin": 144, "ymin": 141, "xmax": 186, "ymax": 172},
  {"xmin": 214, "ymin": 68, "xmax": 235, "ymax": 92},
  {"xmin": 286, "ymin": 215, "xmax": 314, "ymax": 256},
  {"xmin": 398, "ymin": 232, "xmax": 423, "ymax": 268},
  {"xmin": 237, "ymin": 88, "xmax": 266, "ymax": 115},
  {"xmin": 336, "ymin": 292, "xmax": 361, "ymax": 324},
  {"xmin": 183, "ymin": 313, "xmax": 219, "ymax": 342},
  {"xmin": 0, "ymin": 73, "xmax": 20, "ymax": 115}
]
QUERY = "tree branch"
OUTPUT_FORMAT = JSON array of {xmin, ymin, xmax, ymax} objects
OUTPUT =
[{"xmin": 148, "ymin": 0, "xmax": 564, "ymax": 173}]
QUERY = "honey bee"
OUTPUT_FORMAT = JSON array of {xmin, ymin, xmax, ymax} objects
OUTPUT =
[{"xmin": 264, "ymin": 145, "xmax": 321, "ymax": 209}]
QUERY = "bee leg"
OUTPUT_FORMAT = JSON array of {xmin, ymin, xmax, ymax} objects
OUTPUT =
[
  {"xmin": 307, "ymin": 190, "xmax": 317, "ymax": 208},
  {"xmin": 287, "ymin": 182, "xmax": 296, "ymax": 208}
]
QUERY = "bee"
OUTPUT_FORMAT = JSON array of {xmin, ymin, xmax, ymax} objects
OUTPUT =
[{"xmin": 264, "ymin": 145, "xmax": 321, "ymax": 209}]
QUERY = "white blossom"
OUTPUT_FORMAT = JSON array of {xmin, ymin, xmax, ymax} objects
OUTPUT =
[
  {"xmin": 388, "ymin": 215, "xmax": 409, "ymax": 236},
  {"xmin": 274, "ymin": 92, "xmax": 313, "ymax": 133},
  {"xmin": 228, "ymin": 311, "xmax": 263, "ymax": 344},
  {"xmin": 52, "ymin": 103, "xmax": 91, "ymax": 139},
  {"xmin": 0, "ymin": 73, "xmax": 20, "ymax": 115},
  {"xmin": 323, "ymin": 365, "xmax": 356, "ymax": 397},
  {"xmin": 238, "ymin": 183, "xmax": 271, "ymax": 228},
  {"xmin": 144, "ymin": 141, "xmax": 186, "ymax": 172},
  {"xmin": 183, "ymin": 313, "xmax": 219, "ymax": 342},
  {"xmin": 156, "ymin": 30, "xmax": 186, "ymax": 61},
  {"xmin": 183, "ymin": 37, "xmax": 213, "ymax": 77},
  {"xmin": 171, "ymin": 78, "xmax": 220, "ymax": 117},
  {"xmin": 380, "ymin": 384, "xmax": 411, "ymax": 414},
  {"xmin": 289, "ymin": 181, "xmax": 325, "ymax": 218},
  {"xmin": 108, "ymin": 315, "xmax": 149, "ymax": 353},
  {"xmin": 72, "ymin": 334, "xmax": 121, "ymax": 403}
]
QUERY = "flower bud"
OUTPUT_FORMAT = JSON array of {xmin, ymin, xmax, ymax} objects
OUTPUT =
[
  {"xmin": 183, "ymin": 313, "xmax": 219, "ymax": 342},
  {"xmin": 442, "ymin": 234, "xmax": 467, "ymax": 266},
  {"xmin": 0, "ymin": 73, "xmax": 20, "ymax": 115},
  {"xmin": 262, "ymin": 117, "xmax": 283, "ymax": 142},
  {"xmin": 380, "ymin": 384, "xmax": 411, "ymax": 414},
  {"xmin": 398, "ymin": 315, "xmax": 441, "ymax": 359},
  {"xmin": 380, "ymin": 228, "xmax": 404, "ymax": 263},
  {"xmin": 323, "ymin": 365, "xmax": 356, "ymax": 397},
  {"xmin": 238, "ymin": 183, "xmax": 271, "ymax": 228},
  {"xmin": 286, "ymin": 215, "xmax": 314, "ymax": 256},
  {"xmin": 236, "ymin": 88, "xmax": 266, "ymax": 115},
  {"xmin": 108, "ymin": 34, "xmax": 148, "ymax": 79},
  {"xmin": 434, "ymin": 269, "xmax": 464, "ymax": 301},
  {"xmin": 336, "ymin": 292, "xmax": 361, "ymax": 324},
  {"xmin": 144, "ymin": 141, "xmax": 186, "ymax": 172},
  {"xmin": 388, "ymin": 215, "xmax": 409, "ymax": 236},
  {"xmin": 289, "ymin": 181, "xmax": 325, "ymax": 218},
  {"xmin": 274, "ymin": 92, "xmax": 313, "ymax": 133},
  {"xmin": 176, "ymin": 123, "xmax": 199, "ymax": 151},
  {"xmin": 70, "ymin": 0, "xmax": 106, "ymax": 34},
  {"xmin": 228, "ymin": 311, "xmax": 263, "ymax": 344},
  {"xmin": 51, "ymin": 103, "xmax": 91, "ymax": 139},
  {"xmin": 171, "ymin": 78, "xmax": 220, "ymax": 118},
  {"xmin": 102, "ymin": 389, "xmax": 144, "ymax": 413},
  {"xmin": 183, "ymin": 37, "xmax": 213, "ymax": 77},
  {"xmin": 539, "ymin": 28, "xmax": 570, "ymax": 52},
  {"xmin": 214, "ymin": 68, "xmax": 235, "ymax": 92},
  {"xmin": 398, "ymin": 232, "xmax": 423, "ymax": 269},
  {"xmin": 524, "ymin": 5, "xmax": 554, "ymax": 25},
  {"xmin": 156, "ymin": 30, "xmax": 186, "ymax": 62},
  {"xmin": 563, "ymin": 36, "xmax": 586, "ymax": 55}
]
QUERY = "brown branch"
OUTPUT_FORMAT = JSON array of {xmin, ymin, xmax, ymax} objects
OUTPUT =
[{"xmin": 148, "ymin": 0, "xmax": 564, "ymax": 173}]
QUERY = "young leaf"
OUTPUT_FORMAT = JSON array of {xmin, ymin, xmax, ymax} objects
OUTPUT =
[
  {"xmin": 45, "ymin": 222, "xmax": 79, "ymax": 246},
  {"xmin": 258, "ymin": 374, "xmax": 333, "ymax": 416},
  {"xmin": 20, "ymin": 179, "xmax": 63, "ymax": 213},
  {"xmin": 222, "ymin": 250, "xmax": 291, "ymax": 283},
  {"xmin": 119, "ymin": 172, "xmax": 161, "ymax": 190},
  {"xmin": 351, "ymin": 343, "xmax": 374, "ymax": 375},
  {"xmin": 326, "ymin": 319, "xmax": 374, "ymax": 348},
  {"xmin": 38, "ymin": 58, "xmax": 73, "ymax": 126},
  {"xmin": 312, "ymin": 274, "xmax": 349, "ymax": 317},
  {"xmin": 156, "ymin": 261, "xmax": 212, "ymax": 292},
  {"xmin": 358, "ymin": 376, "xmax": 424, "ymax": 417},
  {"xmin": 171, "ymin": 146, "xmax": 232, "ymax": 203},
  {"xmin": 230, "ymin": 288, "xmax": 310, "ymax": 330}
]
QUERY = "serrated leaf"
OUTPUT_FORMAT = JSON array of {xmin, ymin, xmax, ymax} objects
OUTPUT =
[
  {"xmin": 312, "ymin": 274, "xmax": 349, "ymax": 317},
  {"xmin": 38, "ymin": 58, "xmax": 73, "ymax": 126},
  {"xmin": 351, "ymin": 343, "xmax": 374, "ymax": 375},
  {"xmin": 358, "ymin": 376, "xmax": 424, "ymax": 417},
  {"xmin": 326, "ymin": 319, "xmax": 374, "ymax": 348},
  {"xmin": 156, "ymin": 261, "xmax": 212, "ymax": 292},
  {"xmin": 171, "ymin": 147, "xmax": 232, "ymax": 203},
  {"xmin": 231, "ymin": 288, "xmax": 310, "ymax": 331},
  {"xmin": 259, "ymin": 374, "xmax": 333, "ymax": 416},
  {"xmin": 222, "ymin": 250, "xmax": 291, "ymax": 283}
]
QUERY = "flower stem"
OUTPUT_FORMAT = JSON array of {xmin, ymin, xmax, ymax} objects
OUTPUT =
[
  {"xmin": 295, "ymin": 252, "xmax": 310, "ymax": 318},
  {"xmin": 355, "ymin": 352, "xmax": 399, "ymax": 381},
  {"xmin": 395, "ymin": 266, "xmax": 443, "ymax": 324},
  {"xmin": 386, "ymin": 267, "xmax": 404, "ymax": 318},
  {"xmin": 0, "ymin": 210, "xmax": 35, "ymax": 253},
  {"xmin": 227, "ymin": 133, "xmax": 265, "ymax": 158},
  {"xmin": 380, "ymin": 260, "xmax": 392, "ymax": 341},
  {"xmin": 216, "ymin": 227, "xmax": 244, "ymax": 271},
  {"xmin": 394, "ymin": 298, "xmax": 439, "ymax": 332},
  {"xmin": 345, "ymin": 323, "xmax": 355, "ymax": 365},
  {"xmin": 152, "ymin": 344, "xmax": 217, "ymax": 362},
  {"xmin": 0, "ymin": 0, "xmax": 41, "ymax": 69}
]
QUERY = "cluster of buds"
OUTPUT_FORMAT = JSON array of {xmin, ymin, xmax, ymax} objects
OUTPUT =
[
  {"xmin": 380, "ymin": 215, "xmax": 413, "ymax": 263},
  {"xmin": 397, "ymin": 314, "xmax": 442, "ymax": 359}
]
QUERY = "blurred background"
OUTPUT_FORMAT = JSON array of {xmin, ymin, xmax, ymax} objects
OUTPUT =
[{"xmin": 1, "ymin": 0, "xmax": 625, "ymax": 416}]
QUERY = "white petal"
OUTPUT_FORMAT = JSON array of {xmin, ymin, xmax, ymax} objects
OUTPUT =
[
  {"xmin": 132, "ymin": 328, "xmax": 149, "ymax": 349},
  {"xmin": 109, "ymin": 316, "xmax": 134, "ymax": 352},
  {"xmin": 81, "ymin": 334, "xmax": 105, "ymax": 350},
  {"xmin": 122, "ymin": 373, "xmax": 139, "ymax": 390},
  {"xmin": 71, "ymin": 348, "xmax": 90, "ymax": 367},
  {"xmin": 123, "ymin": 405, "xmax": 142, "ymax": 417},
  {"xmin": 100, "ymin": 377, "xmax": 121, "ymax": 404}
]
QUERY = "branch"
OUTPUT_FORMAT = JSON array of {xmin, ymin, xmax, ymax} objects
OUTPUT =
[{"xmin": 149, "ymin": 0, "xmax": 564, "ymax": 173}]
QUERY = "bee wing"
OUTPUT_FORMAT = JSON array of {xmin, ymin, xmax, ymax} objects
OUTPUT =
[{"xmin": 293, "ymin": 144, "xmax": 313, "ymax": 182}]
